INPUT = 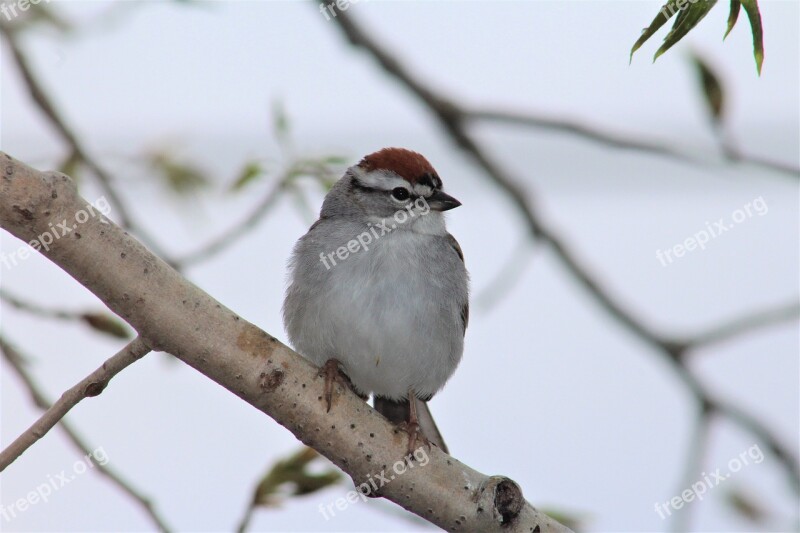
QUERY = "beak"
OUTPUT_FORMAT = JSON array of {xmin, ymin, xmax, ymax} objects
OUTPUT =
[{"xmin": 427, "ymin": 190, "xmax": 462, "ymax": 212}]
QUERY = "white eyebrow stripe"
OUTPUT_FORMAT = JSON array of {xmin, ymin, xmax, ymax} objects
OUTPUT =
[
  {"xmin": 413, "ymin": 184, "xmax": 433, "ymax": 196},
  {"xmin": 351, "ymin": 167, "xmax": 409, "ymax": 191}
]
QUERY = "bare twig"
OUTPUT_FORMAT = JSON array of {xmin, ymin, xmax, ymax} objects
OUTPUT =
[
  {"xmin": 0, "ymin": 287, "xmax": 82, "ymax": 320},
  {"xmin": 175, "ymin": 174, "xmax": 289, "ymax": 267},
  {"xmin": 0, "ymin": 336, "xmax": 171, "ymax": 531},
  {"xmin": 469, "ymin": 108, "xmax": 699, "ymax": 165},
  {"xmin": 670, "ymin": 404, "xmax": 713, "ymax": 532},
  {"xmin": 0, "ymin": 28, "xmax": 172, "ymax": 260},
  {"xmin": 235, "ymin": 503, "xmax": 256, "ymax": 533},
  {"xmin": 688, "ymin": 301, "xmax": 800, "ymax": 349},
  {"xmin": 474, "ymin": 237, "xmax": 539, "ymax": 311},
  {"xmin": 470, "ymin": 109, "xmax": 799, "ymax": 178},
  {"xmin": 324, "ymin": 7, "xmax": 800, "ymax": 504},
  {"xmin": 0, "ymin": 336, "xmax": 151, "ymax": 470}
]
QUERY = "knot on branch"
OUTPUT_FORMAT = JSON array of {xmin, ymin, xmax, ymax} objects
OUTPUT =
[
  {"xmin": 478, "ymin": 475, "xmax": 525, "ymax": 526},
  {"xmin": 0, "ymin": 153, "xmax": 77, "ymax": 238}
]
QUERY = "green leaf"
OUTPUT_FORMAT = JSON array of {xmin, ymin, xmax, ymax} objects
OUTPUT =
[
  {"xmin": 690, "ymin": 53, "xmax": 725, "ymax": 124},
  {"xmin": 741, "ymin": 0, "xmax": 764, "ymax": 75},
  {"xmin": 272, "ymin": 100, "xmax": 290, "ymax": 150},
  {"xmin": 654, "ymin": 0, "xmax": 718, "ymax": 62},
  {"xmin": 631, "ymin": 1, "xmax": 679, "ymax": 62},
  {"xmin": 147, "ymin": 152, "xmax": 209, "ymax": 195},
  {"xmin": 538, "ymin": 508, "xmax": 586, "ymax": 532},
  {"xmin": 250, "ymin": 447, "xmax": 342, "ymax": 507},
  {"xmin": 81, "ymin": 313, "xmax": 131, "ymax": 339},
  {"xmin": 724, "ymin": 0, "xmax": 741, "ymax": 39},
  {"xmin": 229, "ymin": 161, "xmax": 264, "ymax": 192},
  {"xmin": 320, "ymin": 155, "xmax": 348, "ymax": 165}
]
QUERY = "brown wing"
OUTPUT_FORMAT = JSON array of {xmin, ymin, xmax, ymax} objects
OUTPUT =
[{"xmin": 446, "ymin": 233, "xmax": 469, "ymax": 335}]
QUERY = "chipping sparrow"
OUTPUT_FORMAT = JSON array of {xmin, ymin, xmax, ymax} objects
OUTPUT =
[{"xmin": 283, "ymin": 148, "xmax": 469, "ymax": 453}]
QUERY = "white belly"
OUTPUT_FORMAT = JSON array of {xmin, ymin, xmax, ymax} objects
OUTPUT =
[{"xmin": 284, "ymin": 226, "xmax": 466, "ymax": 400}]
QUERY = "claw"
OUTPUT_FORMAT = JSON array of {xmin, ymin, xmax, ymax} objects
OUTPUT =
[
  {"xmin": 397, "ymin": 390, "xmax": 431, "ymax": 454},
  {"xmin": 319, "ymin": 359, "xmax": 349, "ymax": 413}
]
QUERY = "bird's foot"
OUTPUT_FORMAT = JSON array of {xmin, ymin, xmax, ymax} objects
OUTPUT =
[
  {"xmin": 396, "ymin": 420, "xmax": 431, "ymax": 455},
  {"xmin": 319, "ymin": 358, "xmax": 362, "ymax": 412},
  {"xmin": 397, "ymin": 391, "xmax": 431, "ymax": 455}
]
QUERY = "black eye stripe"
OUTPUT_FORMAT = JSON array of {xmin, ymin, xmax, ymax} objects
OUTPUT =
[{"xmin": 416, "ymin": 173, "xmax": 436, "ymax": 189}]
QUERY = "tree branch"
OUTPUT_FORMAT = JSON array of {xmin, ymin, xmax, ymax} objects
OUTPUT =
[
  {"xmin": 0, "ymin": 336, "xmax": 151, "ymax": 470},
  {"xmin": 0, "ymin": 152, "xmax": 572, "ymax": 532},
  {"xmin": 469, "ymin": 108, "xmax": 799, "ymax": 178},
  {"xmin": 688, "ymin": 301, "xmax": 800, "ymax": 349},
  {"xmin": 0, "ymin": 336, "xmax": 171, "ymax": 531}
]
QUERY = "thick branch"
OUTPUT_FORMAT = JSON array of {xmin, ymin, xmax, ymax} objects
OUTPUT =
[{"xmin": 0, "ymin": 152, "xmax": 571, "ymax": 532}]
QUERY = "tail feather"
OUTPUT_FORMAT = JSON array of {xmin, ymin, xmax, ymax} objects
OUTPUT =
[{"xmin": 374, "ymin": 396, "xmax": 448, "ymax": 454}]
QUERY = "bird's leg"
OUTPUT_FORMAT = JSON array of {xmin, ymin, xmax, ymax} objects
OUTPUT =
[
  {"xmin": 319, "ymin": 358, "xmax": 364, "ymax": 412},
  {"xmin": 397, "ymin": 389, "xmax": 431, "ymax": 454}
]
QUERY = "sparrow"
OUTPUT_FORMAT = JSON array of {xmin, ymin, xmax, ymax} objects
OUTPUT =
[{"xmin": 282, "ymin": 147, "xmax": 469, "ymax": 453}]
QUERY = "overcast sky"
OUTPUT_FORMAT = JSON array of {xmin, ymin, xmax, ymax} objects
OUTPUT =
[{"xmin": 1, "ymin": 1, "xmax": 798, "ymax": 532}]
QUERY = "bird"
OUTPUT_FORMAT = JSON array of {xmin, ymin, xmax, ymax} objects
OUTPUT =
[{"xmin": 283, "ymin": 147, "xmax": 469, "ymax": 454}]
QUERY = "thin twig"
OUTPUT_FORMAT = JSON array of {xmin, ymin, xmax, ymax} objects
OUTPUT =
[
  {"xmin": 670, "ymin": 404, "xmax": 713, "ymax": 532},
  {"xmin": 175, "ymin": 175, "xmax": 289, "ymax": 267},
  {"xmin": 235, "ymin": 502, "xmax": 256, "ymax": 533},
  {"xmin": 474, "ymin": 237, "xmax": 539, "ymax": 311},
  {"xmin": 470, "ymin": 109, "xmax": 799, "ymax": 178},
  {"xmin": 689, "ymin": 301, "xmax": 800, "ymax": 349},
  {"xmin": 469, "ymin": 108, "xmax": 700, "ymax": 165},
  {"xmin": 0, "ymin": 336, "xmax": 150, "ymax": 470},
  {"xmin": 0, "ymin": 336, "xmax": 171, "ymax": 531},
  {"xmin": 0, "ymin": 288, "xmax": 82, "ymax": 320},
  {"xmin": 0, "ymin": 28, "xmax": 172, "ymax": 260}
]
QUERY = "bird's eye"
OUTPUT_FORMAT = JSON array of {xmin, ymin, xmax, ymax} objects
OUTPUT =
[{"xmin": 391, "ymin": 187, "xmax": 410, "ymax": 201}]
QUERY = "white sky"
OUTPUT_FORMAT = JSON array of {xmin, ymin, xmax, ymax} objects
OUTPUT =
[{"xmin": 1, "ymin": 1, "xmax": 798, "ymax": 532}]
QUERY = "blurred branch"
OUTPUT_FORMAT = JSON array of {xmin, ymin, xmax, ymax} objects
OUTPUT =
[
  {"xmin": 0, "ymin": 336, "xmax": 151, "ymax": 471},
  {"xmin": 469, "ymin": 109, "xmax": 698, "ymax": 164},
  {"xmin": 470, "ymin": 108, "xmax": 799, "ymax": 179},
  {"xmin": 175, "ymin": 173, "xmax": 289, "ymax": 267},
  {"xmin": 0, "ymin": 336, "xmax": 170, "ymax": 531},
  {"xmin": 0, "ymin": 288, "xmax": 133, "ymax": 339},
  {"xmin": 0, "ymin": 27, "xmax": 173, "ymax": 261},
  {"xmin": 474, "ymin": 237, "xmax": 539, "ymax": 311},
  {"xmin": 176, "ymin": 154, "xmax": 341, "ymax": 268},
  {"xmin": 671, "ymin": 404, "xmax": 713, "ymax": 532},
  {"xmin": 324, "ymin": 6, "xmax": 800, "ymax": 508},
  {"xmin": 688, "ymin": 301, "xmax": 800, "ymax": 349},
  {"xmin": 0, "ymin": 287, "xmax": 82, "ymax": 320}
]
